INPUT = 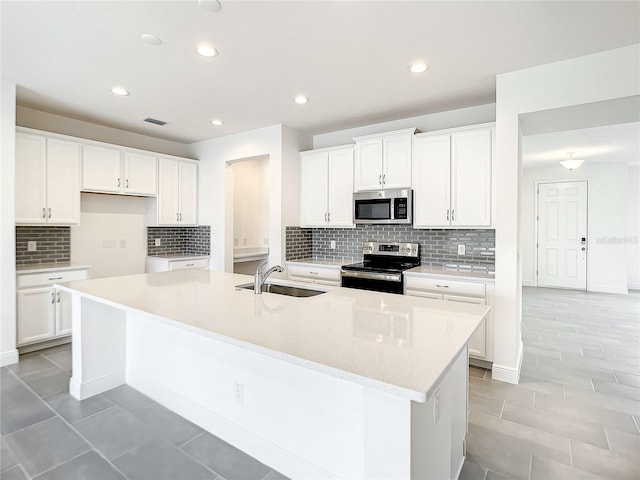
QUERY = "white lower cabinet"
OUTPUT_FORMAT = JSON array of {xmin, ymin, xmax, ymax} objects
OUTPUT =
[
  {"xmin": 404, "ymin": 272, "xmax": 494, "ymax": 363},
  {"xmin": 285, "ymin": 262, "xmax": 341, "ymax": 287},
  {"xmin": 146, "ymin": 256, "xmax": 210, "ymax": 273},
  {"xmin": 16, "ymin": 267, "xmax": 89, "ymax": 347}
]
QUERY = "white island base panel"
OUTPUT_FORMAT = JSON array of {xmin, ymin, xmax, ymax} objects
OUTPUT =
[{"xmin": 69, "ymin": 295, "xmax": 469, "ymax": 480}]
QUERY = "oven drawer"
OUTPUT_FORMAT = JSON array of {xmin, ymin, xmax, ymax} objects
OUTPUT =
[
  {"xmin": 404, "ymin": 276, "xmax": 485, "ymax": 297},
  {"xmin": 287, "ymin": 263, "xmax": 341, "ymax": 283}
]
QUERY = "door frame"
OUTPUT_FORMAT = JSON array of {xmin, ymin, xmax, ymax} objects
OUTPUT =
[{"xmin": 534, "ymin": 179, "xmax": 589, "ymax": 289}]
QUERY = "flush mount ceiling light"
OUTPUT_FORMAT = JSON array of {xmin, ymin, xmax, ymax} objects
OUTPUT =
[
  {"xmin": 559, "ymin": 152, "xmax": 584, "ymax": 171},
  {"xmin": 111, "ymin": 86, "xmax": 130, "ymax": 96},
  {"xmin": 408, "ymin": 62, "xmax": 429, "ymax": 74},
  {"xmin": 211, "ymin": 119, "xmax": 224, "ymax": 126},
  {"xmin": 196, "ymin": 44, "xmax": 218, "ymax": 58},
  {"xmin": 294, "ymin": 95, "xmax": 309, "ymax": 105},
  {"xmin": 140, "ymin": 34, "xmax": 162, "ymax": 45}
]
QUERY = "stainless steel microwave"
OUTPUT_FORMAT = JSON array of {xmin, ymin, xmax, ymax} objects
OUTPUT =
[{"xmin": 354, "ymin": 188, "xmax": 412, "ymax": 225}]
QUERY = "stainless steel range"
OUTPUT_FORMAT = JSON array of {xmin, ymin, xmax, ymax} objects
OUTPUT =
[{"xmin": 340, "ymin": 242, "xmax": 420, "ymax": 294}]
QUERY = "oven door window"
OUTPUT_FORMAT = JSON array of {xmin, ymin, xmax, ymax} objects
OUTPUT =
[{"xmin": 355, "ymin": 199, "xmax": 391, "ymax": 220}]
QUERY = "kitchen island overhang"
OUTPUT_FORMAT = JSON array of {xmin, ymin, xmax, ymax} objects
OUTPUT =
[{"xmin": 59, "ymin": 270, "xmax": 489, "ymax": 480}]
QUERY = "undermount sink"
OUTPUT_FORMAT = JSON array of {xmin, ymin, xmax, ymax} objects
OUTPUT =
[{"xmin": 236, "ymin": 283, "xmax": 326, "ymax": 297}]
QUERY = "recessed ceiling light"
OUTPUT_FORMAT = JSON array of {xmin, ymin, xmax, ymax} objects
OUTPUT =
[
  {"xmin": 211, "ymin": 119, "xmax": 224, "ymax": 126},
  {"xmin": 408, "ymin": 63, "xmax": 429, "ymax": 74},
  {"xmin": 111, "ymin": 86, "xmax": 130, "ymax": 96},
  {"xmin": 196, "ymin": 45, "xmax": 218, "ymax": 58},
  {"xmin": 140, "ymin": 34, "xmax": 162, "ymax": 45},
  {"xmin": 294, "ymin": 95, "xmax": 309, "ymax": 105}
]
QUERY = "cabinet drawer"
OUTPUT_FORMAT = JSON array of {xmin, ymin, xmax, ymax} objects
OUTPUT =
[
  {"xmin": 404, "ymin": 276, "xmax": 485, "ymax": 297},
  {"xmin": 17, "ymin": 269, "xmax": 88, "ymax": 289},
  {"xmin": 168, "ymin": 259, "xmax": 209, "ymax": 271},
  {"xmin": 286, "ymin": 263, "xmax": 341, "ymax": 282}
]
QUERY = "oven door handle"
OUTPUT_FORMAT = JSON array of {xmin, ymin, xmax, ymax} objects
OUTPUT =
[{"xmin": 341, "ymin": 270, "xmax": 402, "ymax": 282}]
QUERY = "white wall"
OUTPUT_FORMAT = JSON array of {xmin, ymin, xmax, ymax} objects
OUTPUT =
[
  {"xmin": 71, "ymin": 193, "xmax": 149, "ymax": 279},
  {"xmin": 190, "ymin": 125, "xmax": 311, "ymax": 272},
  {"xmin": 313, "ymin": 104, "xmax": 495, "ymax": 148},
  {"xmin": 628, "ymin": 165, "xmax": 640, "ymax": 290},
  {"xmin": 495, "ymin": 43, "xmax": 640, "ymax": 383},
  {"xmin": 0, "ymin": 81, "xmax": 18, "ymax": 366},
  {"xmin": 231, "ymin": 156, "xmax": 270, "ymax": 250},
  {"xmin": 17, "ymin": 106, "xmax": 193, "ymax": 158},
  {"xmin": 521, "ymin": 163, "xmax": 629, "ymax": 294}
]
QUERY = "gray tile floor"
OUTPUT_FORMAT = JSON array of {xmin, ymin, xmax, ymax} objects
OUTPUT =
[
  {"xmin": 462, "ymin": 287, "xmax": 640, "ymax": 480},
  {"xmin": 1, "ymin": 287, "xmax": 638, "ymax": 479},
  {"xmin": 1, "ymin": 345, "xmax": 289, "ymax": 480}
]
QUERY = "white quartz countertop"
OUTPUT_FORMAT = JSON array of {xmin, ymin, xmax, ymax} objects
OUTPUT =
[
  {"xmin": 16, "ymin": 263, "xmax": 91, "ymax": 275},
  {"xmin": 404, "ymin": 266, "xmax": 495, "ymax": 281},
  {"xmin": 60, "ymin": 270, "xmax": 488, "ymax": 402},
  {"xmin": 147, "ymin": 254, "xmax": 210, "ymax": 261}
]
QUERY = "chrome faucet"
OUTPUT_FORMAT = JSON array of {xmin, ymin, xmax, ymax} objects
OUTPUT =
[{"xmin": 254, "ymin": 262, "xmax": 284, "ymax": 294}]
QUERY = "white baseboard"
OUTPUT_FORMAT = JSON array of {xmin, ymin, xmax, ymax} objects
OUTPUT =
[
  {"xmin": 521, "ymin": 280, "xmax": 536, "ymax": 287},
  {"xmin": 588, "ymin": 285, "xmax": 628, "ymax": 295},
  {"xmin": 128, "ymin": 370, "xmax": 338, "ymax": 480},
  {"xmin": 491, "ymin": 342, "xmax": 523, "ymax": 385},
  {"xmin": 0, "ymin": 349, "xmax": 19, "ymax": 367},
  {"xmin": 627, "ymin": 283, "xmax": 640, "ymax": 291},
  {"xmin": 69, "ymin": 372, "xmax": 125, "ymax": 400}
]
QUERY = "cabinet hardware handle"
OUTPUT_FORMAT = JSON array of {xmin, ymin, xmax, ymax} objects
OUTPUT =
[
  {"xmin": 186, "ymin": 263, "xmax": 194, "ymax": 267},
  {"xmin": 176, "ymin": 213, "xmax": 179, "ymax": 221},
  {"xmin": 435, "ymin": 284, "xmax": 449, "ymax": 288},
  {"xmin": 48, "ymin": 276, "xmax": 63, "ymax": 280},
  {"xmin": 126, "ymin": 178, "xmax": 129, "ymax": 188},
  {"xmin": 48, "ymin": 208, "xmax": 52, "ymax": 218},
  {"xmin": 382, "ymin": 174, "xmax": 386, "ymax": 185},
  {"xmin": 117, "ymin": 177, "xmax": 120, "ymax": 188},
  {"xmin": 327, "ymin": 212, "xmax": 330, "ymax": 222},
  {"xmin": 446, "ymin": 209, "xmax": 450, "ymax": 221},
  {"xmin": 179, "ymin": 213, "xmax": 182, "ymax": 221},
  {"xmin": 310, "ymin": 271, "xmax": 318, "ymax": 275},
  {"xmin": 378, "ymin": 174, "xmax": 382, "ymax": 185},
  {"xmin": 57, "ymin": 291, "xmax": 61, "ymax": 303},
  {"xmin": 51, "ymin": 292, "xmax": 55, "ymax": 304},
  {"xmin": 42, "ymin": 207, "xmax": 46, "ymax": 218},
  {"xmin": 451, "ymin": 209, "xmax": 455, "ymax": 221}
]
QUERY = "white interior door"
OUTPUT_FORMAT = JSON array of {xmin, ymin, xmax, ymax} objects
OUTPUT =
[{"xmin": 537, "ymin": 181, "xmax": 588, "ymax": 289}]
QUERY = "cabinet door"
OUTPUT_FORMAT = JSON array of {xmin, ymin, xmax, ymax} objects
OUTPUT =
[
  {"xmin": 354, "ymin": 138, "xmax": 383, "ymax": 191},
  {"xmin": 179, "ymin": 162, "xmax": 198, "ymax": 224},
  {"xmin": 82, "ymin": 145, "xmax": 122, "ymax": 193},
  {"xmin": 158, "ymin": 158, "xmax": 180, "ymax": 225},
  {"xmin": 55, "ymin": 288, "xmax": 73, "ymax": 337},
  {"xmin": 15, "ymin": 132, "xmax": 47, "ymax": 224},
  {"xmin": 443, "ymin": 294, "xmax": 487, "ymax": 358},
  {"xmin": 382, "ymin": 133, "xmax": 412, "ymax": 189},
  {"xmin": 17, "ymin": 287, "xmax": 56, "ymax": 345},
  {"xmin": 300, "ymin": 151, "xmax": 329, "ymax": 227},
  {"xmin": 327, "ymin": 148, "xmax": 354, "ymax": 227},
  {"xmin": 451, "ymin": 128, "xmax": 492, "ymax": 227},
  {"xmin": 412, "ymin": 135, "xmax": 451, "ymax": 227},
  {"xmin": 124, "ymin": 152, "xmax": 157, "ymax": 195},
  {"xmin": 47, "ymin": 138, "xmax": 81, "ymax": 224}
]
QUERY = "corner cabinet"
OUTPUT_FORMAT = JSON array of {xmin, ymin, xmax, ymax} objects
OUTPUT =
[
  {"xmin": 82, "ymin": 146, "xmax": 157, "ymax": 196},
  {"xmin": 16, "ymin": 266, "xmax": 89, "ymax": 348},
  {"xmin": 413, "ymin": 124, "xmax": 493, "ymax": 228},
  {"xmin": 157, "ymin": 158, "xmax": 198, "ymax": 225},
  {"xmin": 15, "ymin": 132, "xmax": 81, "ymax": 225},
  {"xmin": 300, "ymin": 145, "xmax": 354, "ymax": 227},
  {"xmin": 353, "ymin": 128, "xmax": 416, "ymax": 191}
]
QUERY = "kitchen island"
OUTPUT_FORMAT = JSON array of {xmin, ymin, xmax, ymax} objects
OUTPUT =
[{"xmin": 59, "ymin": 269, "xmax": 488, "ymax": 480}]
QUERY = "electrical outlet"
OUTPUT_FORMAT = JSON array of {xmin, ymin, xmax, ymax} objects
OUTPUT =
[
  {"xmin": 233, "ymin": 381, "xmax": 244, "ymax": 404},
  {"xmin": 119, "ymin": 239, "xmax": 127, "ymax": 248},
  {"xmin": 155, "ymin": 238, "xmax": 161, "ymax": 247},
  {"xmin": 457, "ymin": 244, "xmax": 466, "ymax": 255},
  {"xmin": 330, "ymin": 240, "xmax": 336, "ymax": 249},
  {"xmin": 27, "ymin": 241, "xmax": 37, "ymax": 252}
]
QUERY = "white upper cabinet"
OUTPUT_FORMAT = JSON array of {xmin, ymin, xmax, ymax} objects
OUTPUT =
[
  {"xmin": 300, "ymin": 145, "xmax": 354, "ymax": 228},
  {"xmin": 413, "ymin": 125, "xmax": 493, "ymax": 229},
  {"xmin": 83, "ymin": 146, "xmax": 157, "ymax": 196},
  {"xmin": 354, "ymin": 128, "xmax": 415, "ymax": 191},
  {"xmin": 16, "ymin": 132, "xmax": 80, "ymax": 225},
  {"xmin": 157, "ymin": 158, "xmax": 198, "ymax": 225}
]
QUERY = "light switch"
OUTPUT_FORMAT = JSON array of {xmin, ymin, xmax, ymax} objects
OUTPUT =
[{"xmin": 155, "ymin": 238, "xmax": 161, "ymax": 247}]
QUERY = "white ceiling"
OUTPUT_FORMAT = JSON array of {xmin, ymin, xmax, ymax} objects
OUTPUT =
[{"xmin": 2, "ymin": 1, "xmax": 639, "ymax": 144}]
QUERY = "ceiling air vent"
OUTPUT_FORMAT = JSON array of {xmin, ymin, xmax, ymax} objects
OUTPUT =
[{"xmin": 144, "ymin": 117, "xmax": 167, "ymax": 126}]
